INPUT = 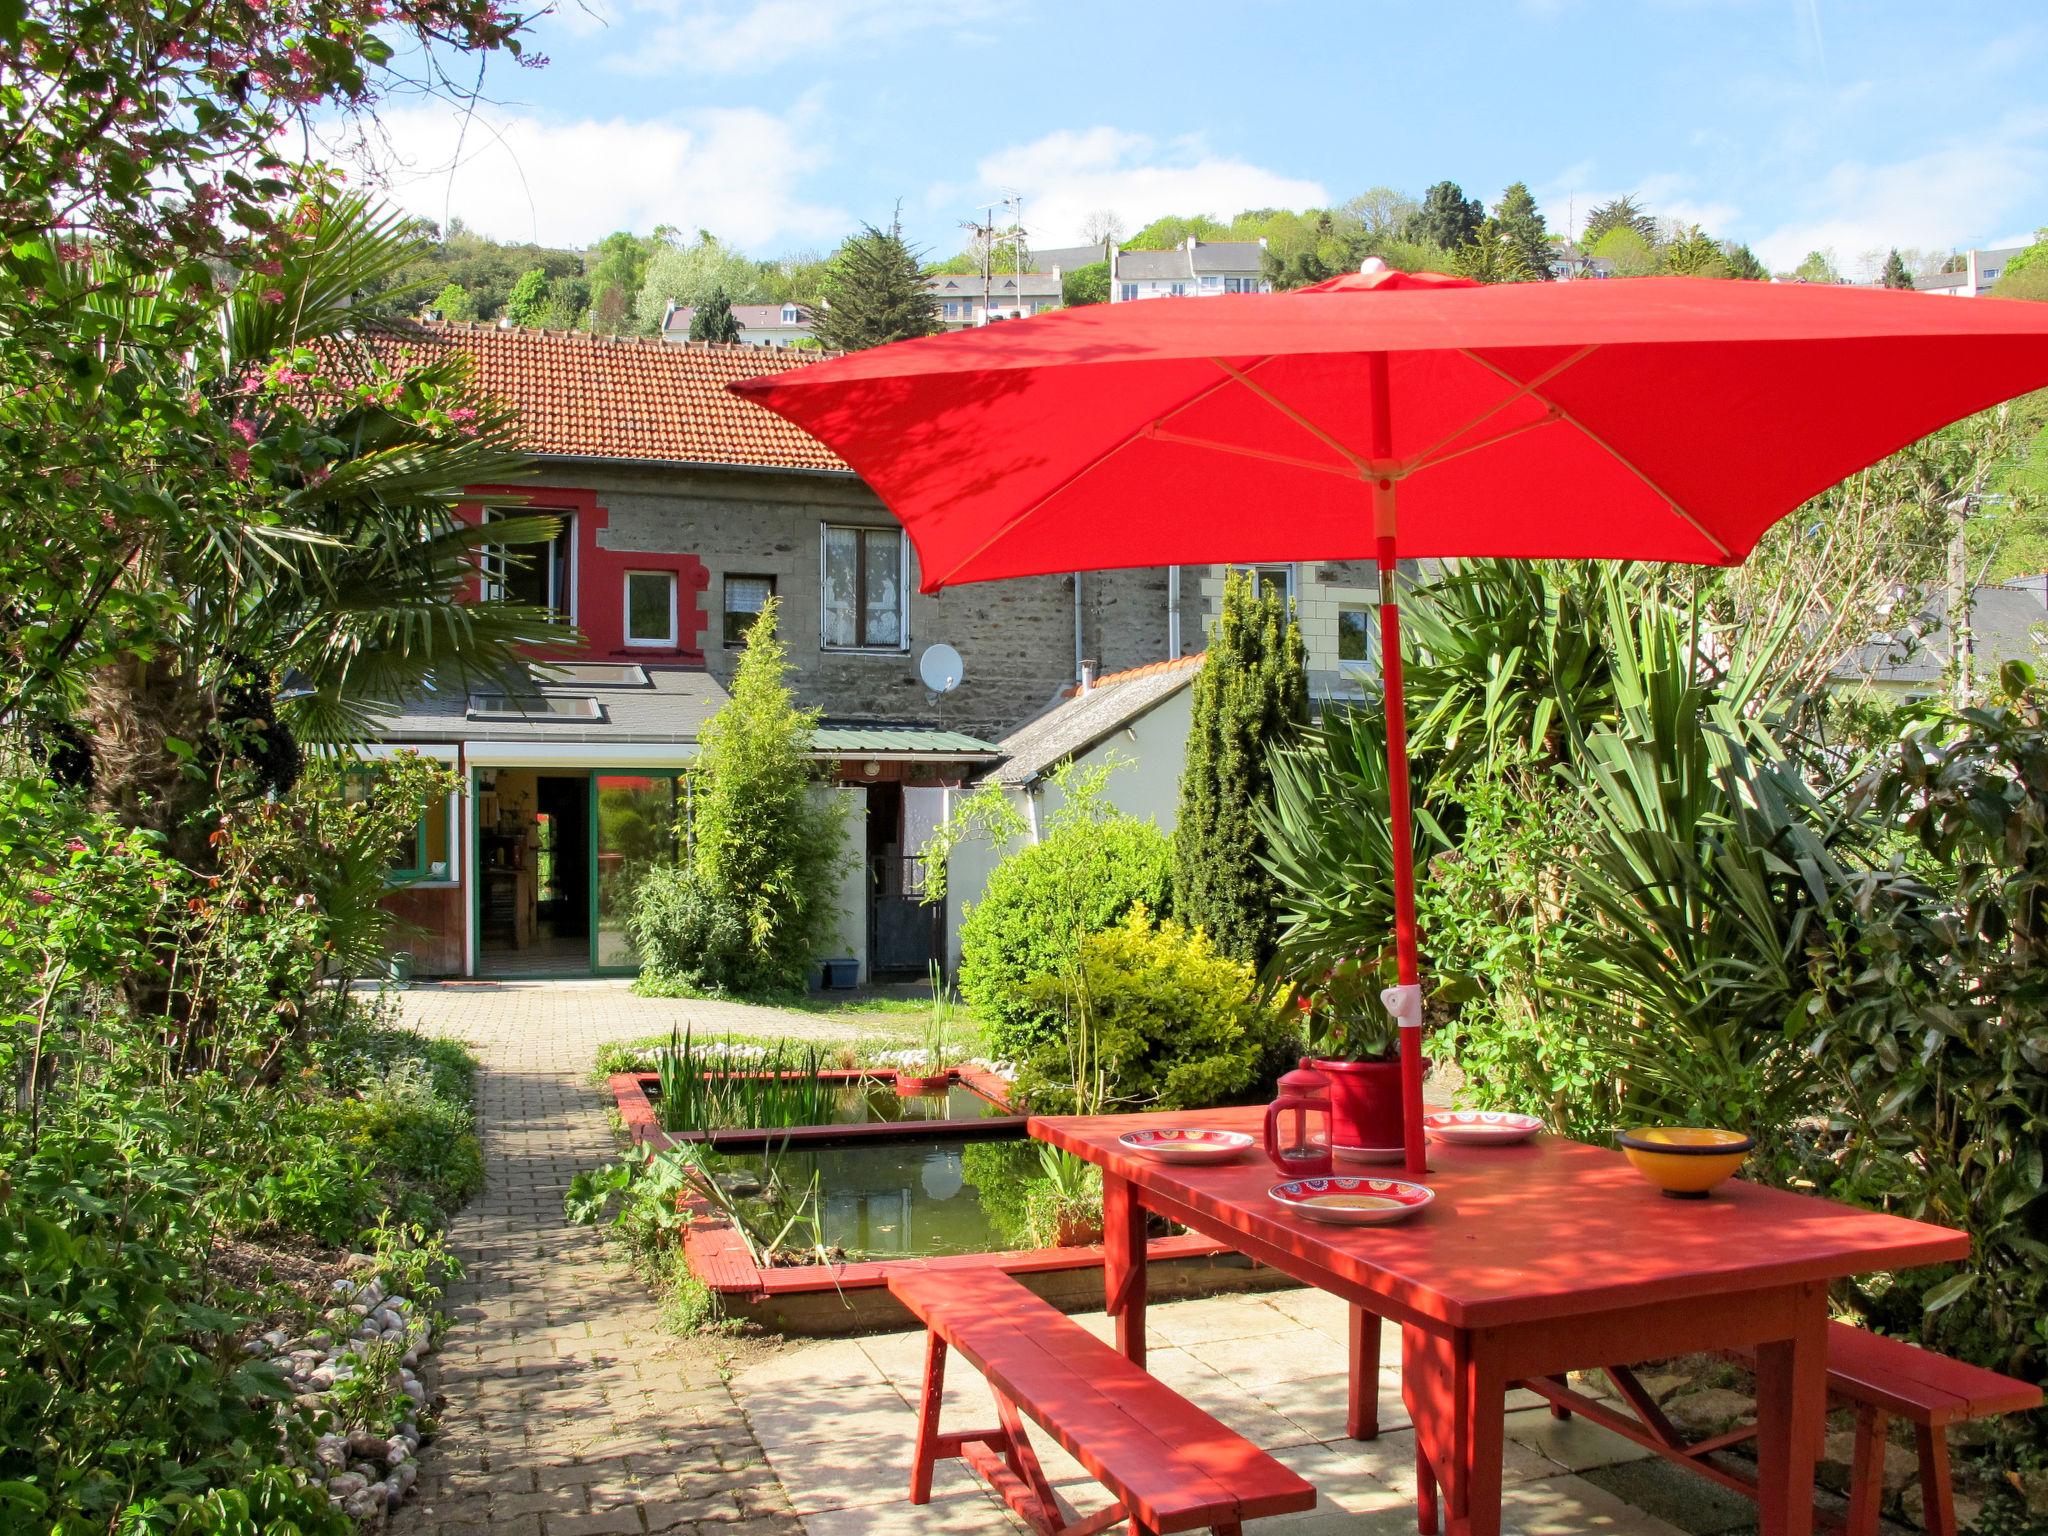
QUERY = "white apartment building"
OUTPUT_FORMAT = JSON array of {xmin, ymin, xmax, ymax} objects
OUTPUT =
[
  {"xmin": 1109, "ymin": 237, "xmax": 1272, "ymax": 301},
  {"xmin": 659, "ymin": 300, "xmax": 814, "ymax": 347},
  {"xmin": 1918, "ymin": 247, "xmax": 2026, "ymax": 297}
]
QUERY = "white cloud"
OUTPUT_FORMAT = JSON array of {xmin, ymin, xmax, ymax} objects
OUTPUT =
[
  {"xmin": 1750, "ymin": 117, "xmax": 2048, "ymax": 271},
  {"xmin": 966, "ymin": 128, "xmax": 1327, "ymax": 247},
  {"xmin": 337, "ymin": 101, "xmax": 848, "ymax": 249},
  {"xmin": 591, "ymin": 0, "xmax": 1018, "ymax": 76},
  {"xmin": 1534, "ymin": 164, "xmax": 1740, "ymax": 244}
]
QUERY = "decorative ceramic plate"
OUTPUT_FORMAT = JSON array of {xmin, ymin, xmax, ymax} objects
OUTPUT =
[
  {"xmin": 1116, "ymin": 1128, "xmax": 1256, "ymax": 1164},
  {"xmin": 1423, "ymin": 1110, "xmax": 1544, "ymax": 1146},
  {"xmin": 1268, "ymin": 1176, "xmax": 1434, "ymax": 1226}
]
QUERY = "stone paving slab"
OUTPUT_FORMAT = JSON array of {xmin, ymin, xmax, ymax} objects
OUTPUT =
[{"xmin": 393, "ymin": 979, "xmax": 1726, "ymax": 1536}]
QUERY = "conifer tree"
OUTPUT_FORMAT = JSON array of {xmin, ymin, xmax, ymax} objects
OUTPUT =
[
  {"xmin": 808, "ymin": 212, "xmax": 941, "ymax": 352},
  {"xmin": 1880, "ymin": 249, "xmax": 1915, "ymax": 290},
  {"xmin": 1172, "ymin": 571, "xmax": 1308, "ymax": 968},
  {"xmin": 1491, "ymin": 182, "xmax": 1552, "ymax": 278},
  {"xmin": 689, "ymin": 286, "xmax": 744, "ymax": 342}
]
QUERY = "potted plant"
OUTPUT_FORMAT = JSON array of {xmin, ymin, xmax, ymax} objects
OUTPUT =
[
  {"xmin": 1296, "ymin": 955, "xmax": 1412, "ymax": 1163},
  {"xmin": 1026, "ymin": 1144, "xmax": 1104, "ymax": 1247},
  {"xmin": 895, "ymin": 963, "xmax": 957, "ymax": 1096}
]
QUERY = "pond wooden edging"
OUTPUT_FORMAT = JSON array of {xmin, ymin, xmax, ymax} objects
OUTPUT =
[
  {"xmin": 610, "ymin": 1065, "xmax": 1024, "ymax": 1151},
  {"xmin": 606, "ymin": 1067, "xmax": 1280, "ymax": 1335}
]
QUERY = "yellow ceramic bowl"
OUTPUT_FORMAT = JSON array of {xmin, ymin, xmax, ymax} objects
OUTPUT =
[{"xmin": 1615, "ymin": 1127, "xmax": 1755, "ymax": 1199}]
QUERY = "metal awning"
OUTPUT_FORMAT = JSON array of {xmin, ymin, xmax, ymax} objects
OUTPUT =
[{"xmin": 810, "ymin": 724, "xmax": 999, "ymax": 758}]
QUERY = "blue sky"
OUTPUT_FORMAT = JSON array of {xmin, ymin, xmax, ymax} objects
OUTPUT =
[{"xmin": 354, "ymin": 1, "xmax": 2048, "ymax": 277}]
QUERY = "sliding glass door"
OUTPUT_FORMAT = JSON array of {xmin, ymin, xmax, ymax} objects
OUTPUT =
[{"xmin": 591, "ymin": 773, "xmax": 680, "ymax": 971}]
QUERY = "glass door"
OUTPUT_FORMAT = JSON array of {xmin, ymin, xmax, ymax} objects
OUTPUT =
[{"xmin": 591, "ymin": 773, "xmax": 679, "ymax": 971}]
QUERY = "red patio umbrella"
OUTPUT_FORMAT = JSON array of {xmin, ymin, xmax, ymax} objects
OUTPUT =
[{"xmin": 731, "ymin": 266, "xmax": 2048, "ymax": 1177}]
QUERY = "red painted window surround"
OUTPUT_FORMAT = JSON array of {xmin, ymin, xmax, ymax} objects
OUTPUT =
[{"xmin": 458, "ymin": 485, "xmax": 710, "ymax": 663}]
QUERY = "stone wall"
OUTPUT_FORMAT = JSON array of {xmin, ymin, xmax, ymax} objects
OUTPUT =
[{"xmin": 554, "ymin": 462, "xmax": 1201, "ymax": 741}]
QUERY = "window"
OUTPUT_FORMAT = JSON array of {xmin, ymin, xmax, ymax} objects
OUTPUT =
[
  {"xmin": 1168, "ymin": 282, "xmax": 1189, "ymax": 297},
  {"xmin": 943, "ymin": 301, "xmax": 961, "ymax": 319},
  {"xmin": 623, "ymin": 570, "xmax": 677, "ymax": 648},
  {"xmin": 723, "ymin": 573, "xmax": 775, "ymax": 647},
  {"xmin": 822, "ymin": 524, "xmax": 906, "ymax": 650},
  {"xmin": 1338, "ymin": 606, "xmax": 1375, "ymax": 672},
  {"xmin": 781, "ymin": 304, "xmax": 799, "ymax": 324},
  {"xmin": 1119, "ymin": 283, "xmax": 1138, "ymax": 302},
  {"xmin": 1246, "ymin": 563, "xmax": 1296, "ymax": 609},
  {"xmin": 373, "ymin": 786, "xmax": 457, "ymax": 885},
  {"xmin": 483, "ymin": 508, "xmax": 573, "ymax": 619},
  {"xmin": 1201, "ymin": 274, "xmax": 1223, "ymax": 289},
  {"xmin": 1225, "ymin": 276, "xmax": 1261, "ymax": 294}
]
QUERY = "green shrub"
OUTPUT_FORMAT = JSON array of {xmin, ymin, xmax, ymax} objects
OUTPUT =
[
  {"xmin": 1815, "ymin": 666, "xmax": 2048, "ymax": 1386},
  {"xmin": 958, "ymin": 785, "xmax": 1173, "ymax": 1062},
  {"xmin": 1015, "ymin": 908, "xmax": 1293, "ymax": 1113},
  {"xmin": 631, "ymin": 600, "xmax": 846, "ymax": 994},
  {"xmin": 629, "ymin": 863, "xmax": 763, "ymax": 992}
]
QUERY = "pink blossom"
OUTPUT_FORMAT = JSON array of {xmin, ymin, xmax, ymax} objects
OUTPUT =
[
  {"xmin": 230, "ymin": 417, "xmax": 259, "ymax": 443},
  {"xmin": 228, "ymin": 448, "xmax": 251, "ymax": 479},
  {"xmin": 260, "ymin": 287, "xmax": 285, "ymax": 305},
  {"xmin": 29, "ymin": 890, "xmax": 51, "ymax": 906},
  {"xmin": 256, "ymin": 258, "xmax": 283, "ymax": 277},
  {"xmin": 64, "ymin": 839, "xmax": 87, "ymax": 853}
]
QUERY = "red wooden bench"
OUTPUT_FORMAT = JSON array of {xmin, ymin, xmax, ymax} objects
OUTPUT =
[
  {"xmin": 1519, "ymin": 1323, "xmax": 2040, "ymax": 1536},
  {"xmin": 889, "ymin": 1268, "xmax": 1317, "ymax": 1536}
]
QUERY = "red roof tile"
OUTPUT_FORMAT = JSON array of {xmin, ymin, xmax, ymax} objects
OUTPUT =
[
  {"xmin": 1059, "ymin": 651, "xmax": 1205, "ymax": 697},
  {"xmin": 364, "ymin": 322, "xmax": 848, "ymax": 473}
]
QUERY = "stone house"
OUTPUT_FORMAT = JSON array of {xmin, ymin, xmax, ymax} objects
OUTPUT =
[{"xmin": 362, "ymin": 322, "xmax": 1387, "ymax": 983}]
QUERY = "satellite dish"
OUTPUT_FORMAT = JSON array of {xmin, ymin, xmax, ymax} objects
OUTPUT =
[{"xmin": 918, "ymin": 643, "xmax": 964, "ymax": 694}]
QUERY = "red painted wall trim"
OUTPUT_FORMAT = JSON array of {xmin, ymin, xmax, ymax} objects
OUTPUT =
[{"xmin": 459, "ymin": 483, "xmax": 710, "ymax": 663}]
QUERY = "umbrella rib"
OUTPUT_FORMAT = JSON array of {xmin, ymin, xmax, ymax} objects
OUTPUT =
[
  {"xmin": 1401, "ymin": 410, "xmax": 1564, "ymax": 478},
  {"xmin": 1403, "ymin": 344, "xmax": 1601, "ymax": 470},
  {"xmin": 1209, "ymin": 357, "xmax": 1377, "ymax": 473},
  {"xmin": 1456, "ymin": 349, "xmax": 1734, "ymax": 561},
  {"xmin": 1143, "ymin": 424, "xmax": 1366, "ymax": 482}
]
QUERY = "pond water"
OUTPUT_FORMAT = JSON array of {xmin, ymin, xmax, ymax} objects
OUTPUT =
[{"xmin": 703, "ymin": 1134, "xmax": 1047, "ymax": 1259}]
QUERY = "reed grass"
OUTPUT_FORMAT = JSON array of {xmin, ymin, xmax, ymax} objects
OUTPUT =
[{"xmin": 652, "ymin": 1029, "xmax": 840, "ymax": 1133}]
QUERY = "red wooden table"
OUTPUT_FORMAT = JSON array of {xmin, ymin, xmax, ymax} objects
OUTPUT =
[{"xmin": 1031, "ymin": 1106, "xmax": 1969, "ymax": 1536}]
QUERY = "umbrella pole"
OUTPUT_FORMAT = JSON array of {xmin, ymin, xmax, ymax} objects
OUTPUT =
[{"xmin": 1376, "ymin": 533, "xmax": 1428, "ymax": 1178}]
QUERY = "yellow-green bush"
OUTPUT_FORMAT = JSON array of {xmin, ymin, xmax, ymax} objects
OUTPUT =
[{"xmin": 1016, "ymin": 908, "xmax": 1296, "ymax": 1113}]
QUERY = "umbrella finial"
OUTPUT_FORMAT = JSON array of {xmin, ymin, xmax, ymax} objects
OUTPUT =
[{"xmin": 1359, "ymin": 256, "xmax": 1389, "ymax": 274}]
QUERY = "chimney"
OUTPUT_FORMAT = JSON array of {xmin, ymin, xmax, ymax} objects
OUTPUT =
[
  {"xmin": 1185, "ymin": 235, "xmax": 1198, "ymax": 253},
  {"xmin": 1079, "ymin": 660, "xmax": 1098, "ymax": 693}
]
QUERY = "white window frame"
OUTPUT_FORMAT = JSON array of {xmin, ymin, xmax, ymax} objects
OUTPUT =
[
  {"xmin": 1119, "ymin": 283, "xmax": 1138, "ymax": 302},
  {"xmin": 482, "ymin": 507, "xmax": 576, "ymax": 623},
  {"xmin": 622, "ymin": 569, "xmax": 679, "ymax": 649},
  {"xmin": 820, "ymin": 523, "xmax": 911, "ymax": 653},
  {"xmin": 1336, "ymin": 604, "xmax": 1377, "ymax": 674},
  {"xmin": 1244, "ymin": 562, "xmax": 1298, "ymax": 610}
]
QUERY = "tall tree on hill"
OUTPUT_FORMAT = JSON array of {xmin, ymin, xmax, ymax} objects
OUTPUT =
[
  {"xmin": 1880, "ymin": 249, "xmax": 1916, "ymax": 289},
  {"xmin": 1581, "ymin": 194, "xmax": 1656, "ymax": 248},
  {"xmin": 1405, "ymin": 182, "xmax": 1484, "ymax": 252},
  {"xmin": 1172, "ymin": 571, "xmax": 1308, "ymax": 968},
  {"xmin": 1453, "ymin": 222, "xmax": 1541, "ymax": 283},
  {"xmin": 1659, "ymin": 225, "xmax": 1731, "ymax": 278},
  {"xmin": 1723, "ymin": 243, "xmax": 1770, "ymax": 281},
  {"xmin": 809, "ymin": 214, "xmax": 941, "ymax": 352},
  {"xmin": 1491, "ymin": 182, "xmax": 1552, "ymax": 278},
  {"xmin": 689, "ymin": 288, "xmax": 744, "ymax": 342},
  {"xmin": 504, "ymin": 267, "xmax": 553, "ymax": 325}
]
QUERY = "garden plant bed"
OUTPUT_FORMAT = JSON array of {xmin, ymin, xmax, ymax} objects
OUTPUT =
[{"xmin": 606, "ymin": 1067, "xmax": 1272, "ymax": 1335}]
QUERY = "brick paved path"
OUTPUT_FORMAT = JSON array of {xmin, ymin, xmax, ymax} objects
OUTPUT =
[
  {"xmin": 388, "ymin": 980, "xmax": 870, "ymax": 1536},
  {"xmin": 386, "ymin": 980, "xmax": 1702, "ymax": 1536}
]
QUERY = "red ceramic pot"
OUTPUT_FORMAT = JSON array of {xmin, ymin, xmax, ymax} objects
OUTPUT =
[
  {"xmin": 894, "ymin": 1071, "xmax": 952, "ymax": 1096},
  {"xmin": 1311, "ymin": 1057, "xmax": 1416, "ymax": 1163}
]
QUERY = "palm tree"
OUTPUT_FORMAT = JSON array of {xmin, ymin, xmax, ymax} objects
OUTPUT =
[{"xmin": 65, "ymin": 195, "xmax": 571, "ymax": 860}]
